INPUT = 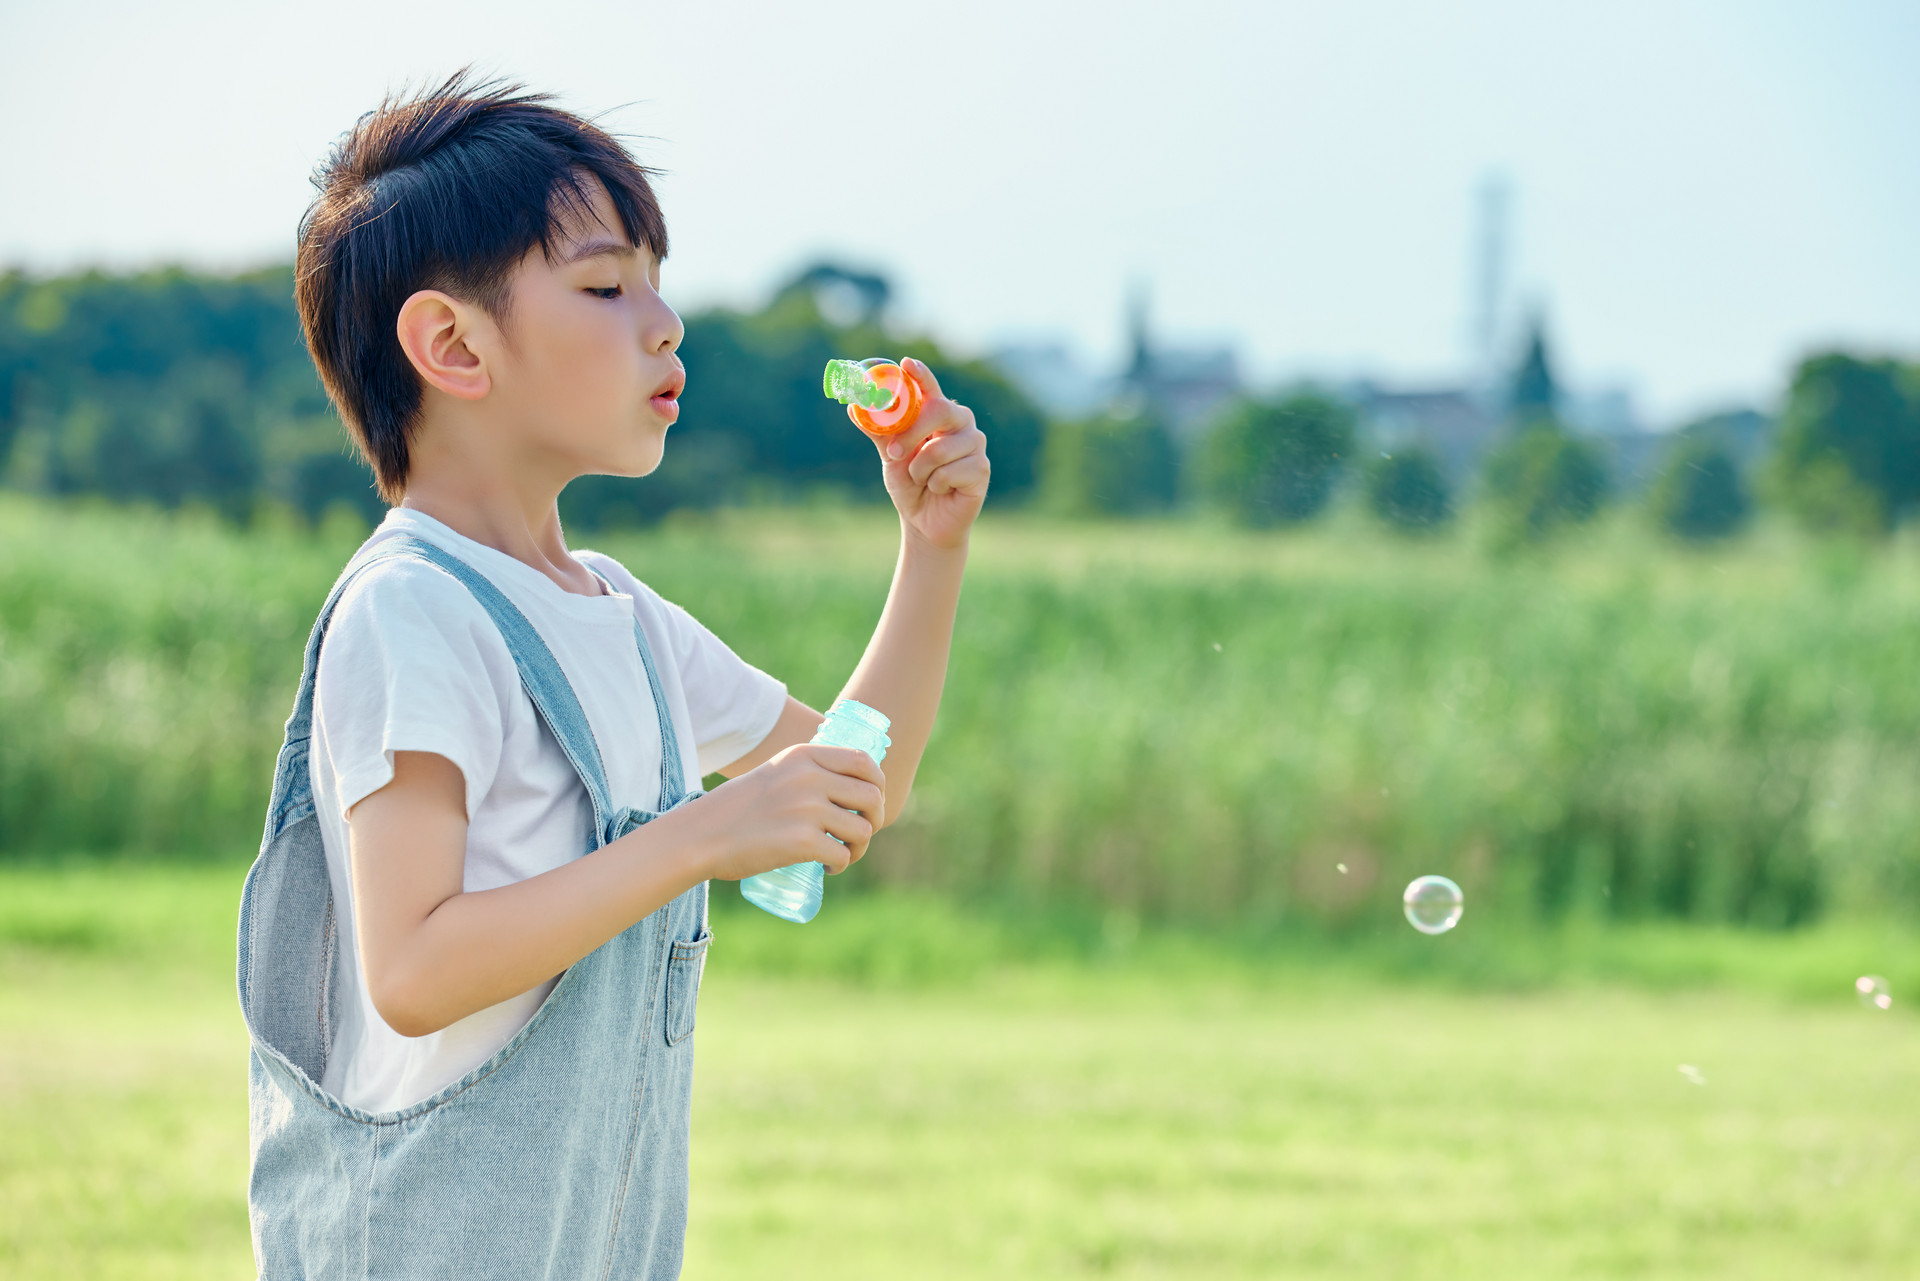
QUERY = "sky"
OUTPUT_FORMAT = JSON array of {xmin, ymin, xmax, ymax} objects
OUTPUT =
[{"xmin": 1, "ymin": 0, "xmax": 1915, "ymax": 424}]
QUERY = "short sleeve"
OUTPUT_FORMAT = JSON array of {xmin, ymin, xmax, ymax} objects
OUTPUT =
[
  {"xmin": 656, "ymin": 596, "xmax": 789, "ymax": 774},
  {"xmin": 314, "ymin": 559, "xmax": 517, "ymax": 821},
  {"xmin": 575, "ymin": 552, "xmax": 788, "ymax": 776}
]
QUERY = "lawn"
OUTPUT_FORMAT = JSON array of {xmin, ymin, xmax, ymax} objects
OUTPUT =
[{"xmin": 2, "ymin": 863, "xmax": 1916, "ymax": 1279}]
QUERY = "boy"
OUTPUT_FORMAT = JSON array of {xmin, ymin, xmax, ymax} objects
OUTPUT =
[{"xmin": 237, "ymin": 74, "xmax": 988, "ymax": 1278}]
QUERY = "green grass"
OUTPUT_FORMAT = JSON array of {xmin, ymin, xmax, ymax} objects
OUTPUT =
[
  {"xmin": 4, "ymin": 863, "xmax": 1919, "ymax": 1279},
  {"xmin": 7, "ymin": 495, "xmax": 1920, "ymax": 935}
]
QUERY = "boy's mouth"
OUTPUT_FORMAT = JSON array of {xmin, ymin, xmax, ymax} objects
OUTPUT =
[{"xmin": 650, "ymin": 370, "xmax": 685, "ymax": 421}]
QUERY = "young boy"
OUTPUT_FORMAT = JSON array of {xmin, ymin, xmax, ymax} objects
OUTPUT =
[{"xmin": 237, "ymin": 75, "xmax": 988, "ymax": 1278}]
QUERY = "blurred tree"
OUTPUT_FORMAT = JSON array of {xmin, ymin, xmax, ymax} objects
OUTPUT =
[
  {"xmin": 561, "ymin": 432, "xmax": 749, "ymax": 530},
  {"xmin": 1480, "ymin": 421, "xmax": 1609, "ymax": 544},
  {"xmin": 1766, "ymin": 352, "xmax": 1920, "ymax": 534},
  {"xmin": 291, "ymin": 444, "xmax": 385, "ymax": 526},
  {"xmin": 1194, "ymin": 391, "xmax": 1355, "ymax": 526},
  {"xmin": 1039, "ymin": 404, "xmax": 1178, "ymax": 517},
  {"xmin": 1648, "ymin": 428, "xmax": 1751, "ymax": 542},
  {"xmin": 675, "ymin": 264, "xmax": 1043, "ymax": 512},
  {"xmin": 0, "ymin": 260, "xmax": 1046, "ymax": 528},
  {"xmin": 1364, "ymin": 446, "xmax": 1453, "ymax": 533},
  {"xmin": 0, "ymin": 266, "xmax": 366, "ymax": 520}
]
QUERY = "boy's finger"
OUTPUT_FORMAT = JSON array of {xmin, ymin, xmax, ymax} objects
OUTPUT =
[
  {"xmin": 921, "ymin": 452, "xmax": 991, "ymax": 497},
  {"xmin": 882, "ymin": 399, "xmax": 973, "ymax": 467},
  {"xmin": 809, "ymin": 743, "xmax": 887, "ymax": 789},
  {"xmin": 817, "ymin": 837, "xmax": 855, "ymax": 874},
  {"xmin": 876, "ymin": 365, "xmax": 965, "ymax": 461},
  {"xmin": 907, "ymin": 426, "xmax": 984, "ymax": 486},
  {"xmin": 824, "ymin": 776, "xmax": 886, "ymax": 821},
  {"xmin": 820, "ymin": 806, "xmax": 874, "ymax": 851},
  {"xmin": 901, "ymin": 356, "xmax": 946, "ymax": 403}
]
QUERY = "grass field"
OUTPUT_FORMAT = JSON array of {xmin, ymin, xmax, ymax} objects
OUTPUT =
[
  {"xmin": 3, "ymin": 863, "xmax": 1917, "ymax": 1279},
  {"xmin": 9, "ymin": 495, "xmax": 1920, "ymax": 935},
  {"xmin": 6, "ymin": 496, "xmax": 1920, "ymax": 1274}
]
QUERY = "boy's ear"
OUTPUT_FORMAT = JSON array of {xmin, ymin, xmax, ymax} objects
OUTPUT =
[{"xmin": 396, "ymin": 290, "xmax": 492, "ymax": 401}]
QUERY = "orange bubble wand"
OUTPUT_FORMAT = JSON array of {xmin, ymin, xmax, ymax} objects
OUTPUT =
[{"xmin": 823, "ymin": 357, "xmax": 925, "ymax": 436}]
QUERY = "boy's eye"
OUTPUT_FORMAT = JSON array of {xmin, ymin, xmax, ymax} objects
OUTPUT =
[{"xmin": 586, "ymin": 285, "xmax": 623, "ymax": 299}]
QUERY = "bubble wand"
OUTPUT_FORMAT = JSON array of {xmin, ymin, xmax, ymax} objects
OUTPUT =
[{"xmin": 823, "ymin": 357, "xmax": 925, "ymax": 436}]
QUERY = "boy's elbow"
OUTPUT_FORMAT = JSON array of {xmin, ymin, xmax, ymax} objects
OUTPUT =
[{"xmin": 368, "ymin": 970, "xmax": 448, "ymax": 1039}]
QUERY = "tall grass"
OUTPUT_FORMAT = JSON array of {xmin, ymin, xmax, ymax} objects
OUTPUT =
[{"xmin": 3, "ymin": 495, "xmax": 1918, "ymax": 930}]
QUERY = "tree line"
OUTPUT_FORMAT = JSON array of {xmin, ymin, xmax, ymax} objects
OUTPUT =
[
  {"xmin": 0, "ymin": 263, "xmax": 1044, "ymax": 529},
  {"xmin": 3, "ymin": 263, "xmax": 1914, "ymax": 545},
  {"xmin": 1047, "ymin": 325, "xmax": 1920, "ymax": 546}
]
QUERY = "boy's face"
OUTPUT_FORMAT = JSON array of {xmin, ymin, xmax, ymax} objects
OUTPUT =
[{"xmin": 485, "ymin": 179, "xmax": 684, "ymax": 482}]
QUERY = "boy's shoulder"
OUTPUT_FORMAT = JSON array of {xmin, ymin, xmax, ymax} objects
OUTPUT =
[
  {"xmin": 334, "ymin": 543, "xmax": 496, "ymax": 627},
  {"xmin": 322, "ymin": 546, "xmax": 514, "ymax": 679}
]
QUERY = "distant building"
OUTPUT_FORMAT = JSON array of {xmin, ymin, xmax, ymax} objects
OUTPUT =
[
  {"xmin": 1350, "ymin": 314, "xmax": 1720, "ymax": 492},
  {"xmin": 1116, "ymin": 286, "xmax": 1242, "ymax": 444},
  {"xmin": 1351, "ymin": 384, "xmax": 1501, "ymax": 484},
  {"xmin": 990, "ymin": 286, "xmax": 1242, "ymax": 442}
]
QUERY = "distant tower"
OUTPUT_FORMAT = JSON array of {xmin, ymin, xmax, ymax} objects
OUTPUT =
[
  {"xmin": 1508, "ymin": 309, "xmax": 1559, "ymax": 425},
  {"xmin": 1125, "ymin": 279, "xmax": 1153, "ymax": 382},
  {"xmin": 1469, "ymin": 175, "xmax": 1511, "ymax": 403}
]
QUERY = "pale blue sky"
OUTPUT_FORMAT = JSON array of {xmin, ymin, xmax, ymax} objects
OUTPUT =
[{"xmin": 1, "ymin": 0, "xmax": 1914, "ymax": 422}]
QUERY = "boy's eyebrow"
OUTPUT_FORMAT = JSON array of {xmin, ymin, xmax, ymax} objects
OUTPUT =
[{"xmin": 558, "ymin": 238, "xmax": 640, "ymax": 265}]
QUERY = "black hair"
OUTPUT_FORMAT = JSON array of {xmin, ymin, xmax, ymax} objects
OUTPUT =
[{"xmin": 295, "ymin": 71, "xmax": 668, "ymax": 502}]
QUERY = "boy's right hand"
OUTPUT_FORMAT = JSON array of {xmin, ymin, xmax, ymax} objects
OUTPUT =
[{"xmin": 685, "ymin": 743, "xmax": 886, "ymax": 880}]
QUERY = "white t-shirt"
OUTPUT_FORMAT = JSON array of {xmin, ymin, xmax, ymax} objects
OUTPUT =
[{"xmin": 311, "ymin": 509, "xmax": 786, "ymax": 1114}]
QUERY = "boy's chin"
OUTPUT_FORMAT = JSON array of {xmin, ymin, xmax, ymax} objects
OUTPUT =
[
  {"xmin": 587, "ymin": 441, "xmax": 666, "ymax": 480},
  {"xmin": 592, "ymin": 457, "xmax": 663, "ymax": 480}
]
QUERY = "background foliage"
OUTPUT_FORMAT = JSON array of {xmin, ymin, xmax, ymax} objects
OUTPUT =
[
  {"xmin": 0, "ymin": 265, "xmax": 1045, "ymax": 530},
  {"xmin": 1192, "ymin": 391, "xmax": 1356, "ymax": 526},
  {"xmin": 1765, "ymin": 352, "xmax": 1920, "ymax": 535},
  {"xmin": 5, "ymin": 265, "xmax": 1920, "ymax": 550},
  {"xmin": 5, "ymin": 496, "xmax": 1919, "ymax": 935},
  {"xmin": 1038, "ymin": 405, "xmax": 1178, "ymax": 518}
]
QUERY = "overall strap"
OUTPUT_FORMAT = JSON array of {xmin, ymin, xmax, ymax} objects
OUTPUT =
[
  {"xmin": 284, "ymin": 534, "xmax": 692, "ymax": 850},
  {"xmin": 630, "ymin": 617, "xmax": 688, "ymax": 810}
]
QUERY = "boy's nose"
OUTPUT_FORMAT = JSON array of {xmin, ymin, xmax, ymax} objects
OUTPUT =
[{"xmin": 645, "ymin": 300, "xmax": 684, "ymax": 355}]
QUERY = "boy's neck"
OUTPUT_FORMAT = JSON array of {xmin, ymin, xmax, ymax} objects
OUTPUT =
[{"xmin": 398, "ymin": 410, "xmax": 604, "ymax": 598}]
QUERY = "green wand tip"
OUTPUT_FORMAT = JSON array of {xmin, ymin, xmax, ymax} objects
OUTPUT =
[{"xmin": 823, "ymin": 358, "xmax": 897, "ymax": 410}]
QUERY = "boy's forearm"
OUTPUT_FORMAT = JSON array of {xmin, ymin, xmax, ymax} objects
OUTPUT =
[
  {"xmin": 839, "ymin": 523, "xmax": 968, "ymax": 825},
  {"xmin": 364, "ymin": 800, "xmax": 718, "ymax": 1037}
]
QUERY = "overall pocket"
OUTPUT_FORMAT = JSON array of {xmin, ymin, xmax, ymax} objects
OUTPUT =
[{"xmin": 663, "ymin": 929, "xmax": 712, "ymax": 1046}]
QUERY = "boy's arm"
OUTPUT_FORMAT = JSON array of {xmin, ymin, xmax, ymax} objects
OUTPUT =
[
  {"xmin": 716, "ymin": 358, "xmax": 988, "ymax": 828},
  {"xmin": 351, "ymin": 743, "xmax": 883, "ymax": 1037}
]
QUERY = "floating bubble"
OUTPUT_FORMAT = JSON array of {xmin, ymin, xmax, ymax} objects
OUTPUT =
[
  {"xmin": 1402, "ymin": 875, "xmax": 1463, "ymax": 935},
  {"xmin": 1856, "ymin": 975, "xmax": 1893, "ymax": 1011},
  {"xmin": 1677, "ymin": 1063, "xmax": 1707, "ymax": 1086}
]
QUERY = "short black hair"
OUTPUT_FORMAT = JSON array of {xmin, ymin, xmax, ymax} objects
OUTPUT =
[{"xmin": 295, "ymin": 71, "xmax": 668, "ymax": 503}]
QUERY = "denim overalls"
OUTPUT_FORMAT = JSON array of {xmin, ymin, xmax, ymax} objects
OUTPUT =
[{"xmin": 237, "ymin": 535, "xmax": 712, "ymax": 1280}]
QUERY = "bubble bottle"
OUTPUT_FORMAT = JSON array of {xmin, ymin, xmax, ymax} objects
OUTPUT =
[
  {"xmin": 739, "ymin": 698, "xmax": 892, "ymax": 923},
  {"xmin": 824, "ymin": 358, "xmax": 925, "ymax": 436}
]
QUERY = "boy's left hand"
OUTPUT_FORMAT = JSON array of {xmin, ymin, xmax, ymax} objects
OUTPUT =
[{"xmin": 863, "ymin": 357, "xmax": 990, "ymax": 551}]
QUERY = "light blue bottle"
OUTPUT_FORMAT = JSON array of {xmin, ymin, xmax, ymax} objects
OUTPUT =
[{"xmin": 740, "ymin": 698, "xmax": 891, "ymax": 923}]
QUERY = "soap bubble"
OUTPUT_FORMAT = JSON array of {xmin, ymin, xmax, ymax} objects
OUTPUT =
[
  {"xmin": 1856, "ymin": 975, "xmax": 1892, "ymax": 1011},
  {"xmin": 1402, "ymin": 875, "xmax": 1464, "ymax": 934}
]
